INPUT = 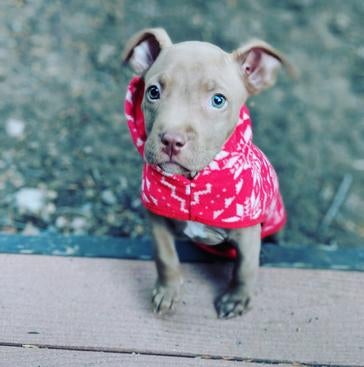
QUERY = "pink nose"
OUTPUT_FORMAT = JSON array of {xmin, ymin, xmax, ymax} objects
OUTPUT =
[{"xmin": 161, "ymin": 132, "xmax": 186, "ymax": 157}]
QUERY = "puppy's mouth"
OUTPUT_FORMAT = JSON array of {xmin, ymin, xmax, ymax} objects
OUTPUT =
[{"xmin": 158, "ymin": 161, "xmax": 196, "ymax": 178}]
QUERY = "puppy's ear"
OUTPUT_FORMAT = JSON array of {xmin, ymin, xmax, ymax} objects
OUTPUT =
[
  {"xmin": 233, "ymin": 40, "xmax": 294, "ymax": 95},
  {"xmin": 122, "ymin": 28, "xmax": 172, "ymax": 74}
]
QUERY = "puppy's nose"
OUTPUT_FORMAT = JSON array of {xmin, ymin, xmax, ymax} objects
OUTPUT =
[{"xmin": 161, "ymin": 132, "xmax": 186, "ymax": 157}]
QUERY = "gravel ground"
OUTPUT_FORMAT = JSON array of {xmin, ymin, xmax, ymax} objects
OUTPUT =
[{"xmin": 0, "ymin": 0, "xmax": 363, "ymax": 247}]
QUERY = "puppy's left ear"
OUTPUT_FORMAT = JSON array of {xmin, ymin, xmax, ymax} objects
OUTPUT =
[
  {"xmin": 233, "ymin": 40, "xmax": 294, "ymax": 95},
  {"xmin": 122, "ymin": 28, "xmax": 172, "ymax": 74}
]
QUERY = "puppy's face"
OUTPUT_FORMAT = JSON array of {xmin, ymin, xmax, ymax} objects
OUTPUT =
[
  {"xmin": 143, "ymin": 42, "xmax": 247, "ymax": 176},
  {"xmin": 123, "ymin": 28, "xmax": 288, "ymax": 177}
]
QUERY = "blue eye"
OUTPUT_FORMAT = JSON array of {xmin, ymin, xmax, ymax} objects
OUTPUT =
[
  {"xmin": 210, "ymin": 94, "xmax": 227, "ymax": 109},
  {"xmin": 146, "ymin": 85, "xmax": 161, "ymax": 101}
]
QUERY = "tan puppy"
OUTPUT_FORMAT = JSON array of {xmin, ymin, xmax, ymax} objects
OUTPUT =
[{"xmin": 123, "ymin": 28, "xmax": 290, "ymax": 318}]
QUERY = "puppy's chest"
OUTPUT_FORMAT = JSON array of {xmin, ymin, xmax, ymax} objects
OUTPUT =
[{"xmin": 178, "ymin": 220, "xmax": 229, "ymax": 245}]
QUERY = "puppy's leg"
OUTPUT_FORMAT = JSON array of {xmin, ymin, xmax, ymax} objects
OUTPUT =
[
  {"xmin": 148, "ymin": 211, "xmax": 182, "ymax": 314},
  {"xmin": 215, "ymin": 224, "xmax": 261, "ymax": 319}
]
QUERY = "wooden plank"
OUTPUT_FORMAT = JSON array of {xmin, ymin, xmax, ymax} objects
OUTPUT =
[
  {"xmin": 0, "ymin": 254, "xmax": 363, "ymax": 366},
  {"xmin": 0, "ymin": 233, "xmax": 363, "ymax": 270},
  {"xmin": 0, "ymin": 346, "xmax": 291, "ymax": 367}
]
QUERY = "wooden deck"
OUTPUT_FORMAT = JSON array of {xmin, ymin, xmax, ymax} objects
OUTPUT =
[{"xmin": 0, "ymin": 253, "xmax": 363, "ymax": 366}]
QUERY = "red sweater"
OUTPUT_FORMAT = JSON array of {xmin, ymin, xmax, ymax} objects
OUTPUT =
[{"xmin": 125, "ymin": 76, "xmax": 286, "ymax": 258}]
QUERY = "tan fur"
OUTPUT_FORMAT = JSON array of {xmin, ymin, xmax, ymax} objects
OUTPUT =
[{"xmin": 123, "ymin": 28, "xmax": 290, "ymax": 318}]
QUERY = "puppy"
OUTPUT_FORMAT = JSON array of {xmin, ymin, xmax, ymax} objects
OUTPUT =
[{"xmin": 123, "ymin": 28, "xmax": 289, "ymax": 318}]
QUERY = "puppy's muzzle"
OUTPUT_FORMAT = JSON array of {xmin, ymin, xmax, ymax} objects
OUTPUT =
[{"xmin": 160, "ymin": 132, "xmax": 186, "ymax": 158}]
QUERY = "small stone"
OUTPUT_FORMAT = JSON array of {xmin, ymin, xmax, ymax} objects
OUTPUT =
[
  {"xmin": 85, "ymin": 189, "xmax": 95, "ymax": 198},
  {"xmin": 5, "ymin": 118, "xmax": 25, "ymax": 139},
  {"xmin": 119, "ymin": 176, "xmax": 128, "ymax": 190},
  {"xmin": 106, "ymin": 212, "xmax": 117, "ymax": 225},
  {"xmin": 352, "ymin": 159, "xmax": 364, "ymax": 171},
  {"xmin": 45, "ymin": 203, "xmax": 56, "ymax": 216},
  {"xmin": 97, "ymin": 44, "xmax": 116, "ymax": 65},
  {"xmin": 357, "ymin": 47, "xmax": 364, "ymax": 59},
  {"xmin": 40, "ymin": 203, "xmax": 56, "ymax": 222},
  {"xmin": 71, "ymin": 217, "xmax": 89, "ymax": 234},
  {"xmin": 11, "ymin": 19, "xmax": 23, "ymax": 33},
  {"xmin": 101, "ymin": 190, "xmax": 117, "ymax": 205},
  {"xmin": 134, "ymin": 224, "xmax": 144, "ymax": 236},
  {"xmin": 55, "ymin": 216, "xmax": 68, "ymax": 229},
  {"xmin": 15, "ymin": 188, "xmax": 46, "ymax": 215},
  {"xmin": 131, "ymin": 198, "xmax": 141, "ymax": 209},
  {"xmin": 83, "ymin": 146, "xmax": 93, "ymax": 154},
  {"xmin": 46, "ymin": 190, "xmax": 58, "ymax": 200},
  {"xmin": 22, "ymin": 222, "xmax": 40, "ymax": 235},
  {"xmin": 329, "ymin": 14, "xmax": 351, "ymax": 35},
  {"xmin": 80, "ymin": 203, "xmax": 93, "ymax": 217},
  {"xmin": 334, "ymin": 14, "xmax": 350, "ymax": 31}
]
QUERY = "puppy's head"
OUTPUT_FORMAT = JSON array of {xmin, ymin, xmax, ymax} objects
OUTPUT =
[{"xmin": 123, "ymin": 28, "xmax": 291, "ymax": 177}]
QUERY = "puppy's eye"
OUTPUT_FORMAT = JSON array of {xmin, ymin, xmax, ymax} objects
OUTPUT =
[
  {"xmin": 146, "ymin": 85, "xmax": 161, "ymax": 101},
  {"xmin": 210, "ymin": 93, "xmax": 227, "ymax": 109}
]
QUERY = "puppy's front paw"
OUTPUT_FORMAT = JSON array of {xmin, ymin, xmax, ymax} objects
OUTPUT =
[
  {"xmin": 152, "ymin": 281, "xmax": 181, "ymax": 315},
  {"xmin": 215, "ymin": 286, "xmax": 252, "ymax": 319}
]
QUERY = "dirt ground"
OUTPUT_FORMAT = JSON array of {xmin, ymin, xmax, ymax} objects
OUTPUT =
[{"xmin": 0, "ymin": 0, "xmax": 363, "ymax": 247}]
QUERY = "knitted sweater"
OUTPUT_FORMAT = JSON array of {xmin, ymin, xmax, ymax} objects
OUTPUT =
[{"xmin": 125, "ymin": 76, "xmax": 286, "ymax": 258}]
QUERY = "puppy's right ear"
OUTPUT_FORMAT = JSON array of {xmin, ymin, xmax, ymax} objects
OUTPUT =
[{"xmin": 122, "ymin": 28, "xmax": 172, "ymax": 74}]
